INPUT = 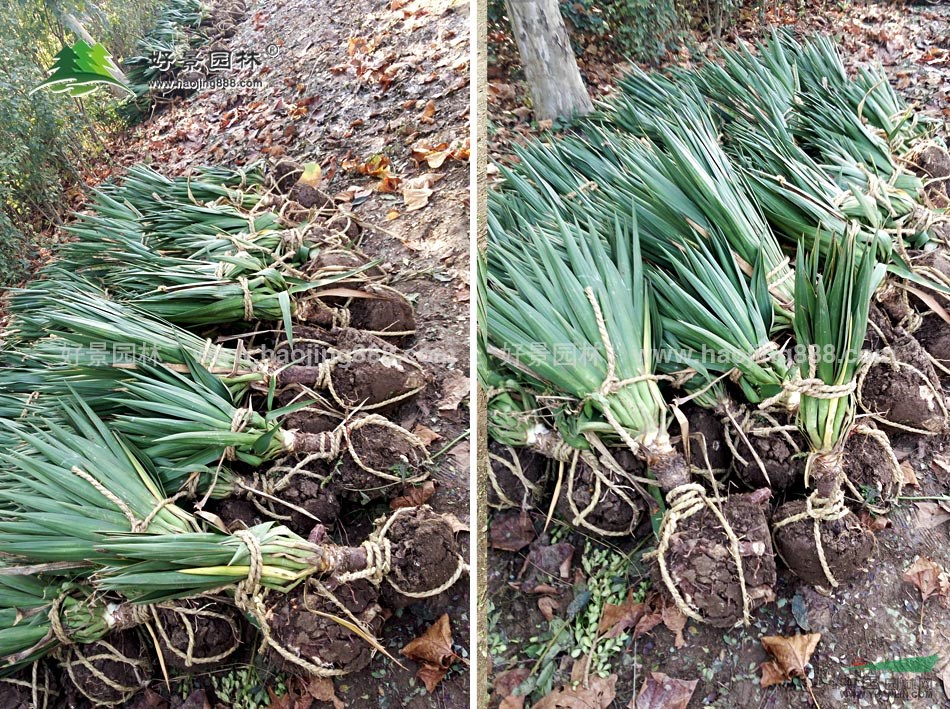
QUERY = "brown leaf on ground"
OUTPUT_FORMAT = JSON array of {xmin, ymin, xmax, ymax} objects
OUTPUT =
[
  {"xmin": 518, "ymin": 542, "xmax": 574, "ymax": 594},
  {"xmin": 632, "ymin": 672, "xmax": 698, "ymax": 709},
  {"xmin": 400, "ymin": 614, "xmax": 460, "ymax": 693},
  {"xmin": 437, "ymin": 372, "xmax": 470, "ymax": 410},
  {"xmin": 597, "ymin": 590, "xmax": 647, "ymax": 639},
  {"xmin": 759, "ymin": 633, "xmax": 821, "ymax": 688},
  {"xmin": 538, "ymin": 595, "xmax": 559, "ymax": 621},
  {"xmin": 390, "ymin": 480, "xmax": 437, "ymax": 509},
  {"xmin": 531, "ymin": 674, "xmax": 617, "ymax": 709},
  {"xmin": 418, "ymin": 99, "xmax": 436, "ymax": 123},
  {"xmin": 494, "ymin": 668, "xmax": 531, "ymax": 709},
  {"xmin": 412, "ymin": 424, "xmax": 442, "ymax": 446},
  {"xmin": 490, "ymin": 509, "xmax": 536, "ymax": 552},
  {"xmin": 903, "ymin": 556, "xmax": 950, "ymax": 604},
  {"xmin": 902, "ymin": 461, "xmax": 920, "ymax": 486},
  {"xmin": 402, "ymin": 172, "xmax": 444, "ymax": 211},
  {"xmin": 660, "ymin": 602, "xmax": 688, "ymax": 649},
  {"xmin": 914, "ymin": 502, "xmax": 950, "ymax": 530},
  {"xmin": 303, "ymin": 677, "xmax": 343, "ymax": 709}
]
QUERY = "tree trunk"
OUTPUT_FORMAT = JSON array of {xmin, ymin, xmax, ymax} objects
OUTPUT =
[{"xmin": 505, "ymin": 0, "xmax": 592, "ymax": 122}]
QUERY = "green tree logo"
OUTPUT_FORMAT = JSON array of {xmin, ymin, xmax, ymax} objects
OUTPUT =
[{"xmin": 31, "ymin": 40, "xmax": 131, "ymax": 97}]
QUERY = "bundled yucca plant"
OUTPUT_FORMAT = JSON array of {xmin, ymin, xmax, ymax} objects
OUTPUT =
[
  {"xmin": 771, "ymin": 234, "xmax": 886, "ymax": 588},
  {"xmin": 486, "ymin": 210, "xmax": 777, "ymax": 625}
]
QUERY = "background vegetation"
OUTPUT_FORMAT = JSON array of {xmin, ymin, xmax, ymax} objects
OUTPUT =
[{"xmin": 0, "ymin": 0, "xmax": 163, "ymax": 285}]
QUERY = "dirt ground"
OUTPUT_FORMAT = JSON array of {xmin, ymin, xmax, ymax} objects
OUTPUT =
[
  {"xmin": 84, "ymin": 0, "xmax": 472, "ymax": 705},
  {"xmin": 485, "ymin": 2, "xmax": 950, "ymax": 707}
]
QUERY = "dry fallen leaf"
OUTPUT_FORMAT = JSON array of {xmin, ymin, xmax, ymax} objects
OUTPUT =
[
  {"xmin": 437, "ymin": 373, "xmax": 470, "ymax": 410},
  {"xmin": 902, "ymin": 461, "xmax": 920, "ymax": 487},
  {"xmin": 402, "ymin": 174, "xmax": 438, "ymax": 210},
  {"xmin": 660, "ymin": 602, "xmax": 687, "ymax": 649},
  {"xmin": 759, "ymin": 633, "xmax": 821, "ymax": 688},
  {"xmin": 303, "ymin": 676, "xmax": 343, "ymax": 709},
  {"xmin": 597, "ymin": 591, "xmax": 647, "ymax": 639},
  {"xmin": 418, "ymin": 99, "xmax": 436, "ymax": 123},
  {"xmin": 400, "ymin": 614, "xmax": 460, "ymax": 692},
  {"xmin": 412, "ymin": 424, "xmax": 442, "ymax": 446},
  {"xmin": 531, "ymin": 674, "xmax": 617, "ymax": 709},
  {"xmin": 390, "ymin": 480, "xmax": 437, "ymax": 509},
  {"xmin": 537, "ymin": 595, "xmax": 559, "ymax": 621},
  {"xmin": 490, "ymin": 509, "xmax": 536, "ymax": 552},
  {"xmin": 633, "ymin": 672, "xmax": 698, "ymax": 709},
  {"xmin": 914, "ymin": 502, "xmax": 950, "ymax": 530},
  {"xmin": 903, "ymin": 556, "xmax": 950, "ymax": 605}
]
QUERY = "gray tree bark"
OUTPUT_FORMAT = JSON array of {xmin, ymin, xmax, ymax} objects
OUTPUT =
[{"xmin": 504, "ymin": 0, "xmax": 592, "ymax": 121}]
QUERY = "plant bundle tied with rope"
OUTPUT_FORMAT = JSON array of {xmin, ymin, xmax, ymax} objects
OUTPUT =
[
  {"xmin": 0, "ymin": 574, "xmax": 240, "ymax": 695},
  {"xmin": 0, "ymin": 401, "xmax": 462, "ymax": 678},
  {"xmin": 486, "ymin": 211, "xmax": 775, "ymax": 626},
  {"xmin": 772, "ymin": 233, "xmax": 889, "ymax": 588},
  {"xmin": 5, "ymin": 286, "xmax": 425, "ymax": 413}
]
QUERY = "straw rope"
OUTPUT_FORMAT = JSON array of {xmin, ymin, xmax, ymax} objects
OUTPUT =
[
  {"xmin": 271, "ymin": 337, "xmax": 425, "ymax": 411},
  {"xmin": 368, "ymin": 506, "xmax": 469, "ymax": 599},
  {"xmin": 59, "ymin": 639, "xmax": 148, "ymax": 707},
  {"xmin": 487, "ymin": 445, "xmax": 543, "ymax": 510},
  {"xmin": 772, "ymin": 485, "xmax": 850, "ymax": 589},
  {"xmin": 150, "ymin": 604, "xmax": 241, "ymax": 667},
  {"xmin": 644, "ymin": 483, "xmax": 752, "ymax": 626},
  {"xmin": 561, "ymin": 449, "xmax": 640, "ymax": 537}
]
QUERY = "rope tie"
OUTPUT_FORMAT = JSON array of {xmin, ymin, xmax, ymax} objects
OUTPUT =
[
  {"xmin": 231, "ymin": 530, "xmax": 350, "ymax": 677},
  {"xmin": 644, "ymin": 483, "xmax": 752, "ymax": 626},
  {"xmin": 224, "ymin": 408, "xmax": 252, "ymax": 461},
  {"xmin": 150, "ymin": 604, "xmax": 241, "ymax": 667},
  {"xmin": 765, "ymin": 256, "xmax": 794, "ymax": 295},
  {"xmin": 238, "ymin": 276, "xmax": 254, "ymax": 320},
  {"xmin": 562, "ymin": 450, "xmax": 639, "ymax": 537},
  {"xmin": 369, "ymin": 507, "xmax": 469, "ymax": 599},
  {"xmin": 336, "ymin": 538, "xmax": 392, "ymax": 585},
  {"xmin": 342, "ymin": 415, "xmax": 430, "ymax": 483},
  {"xmin": 277, "ymin": 343, "xmax": 425, "ymax": 412},
  {"xmin": 487, "ymin": 445, "xmax": 542, "ymax": 510},
  {"xmin": 758, "ymin": 345, "xmax": 857, "ymax": 411},
  {"xmin": 69, "ymin": 466, "xmax": 139, "ymax": 531},
  {"xmin": 60, "ymin": 640, "xmax": 147, "ymax": 707},
  {"xmin": 48, "ymin": 597, "xmax": 72, "ymax": 646},
  {"xmin": 842, "ymin": 423, "xmax": 904, "ymax": 512},
  {"xmin": 772, "ymin": 487, "xmax": 849, "ymax": 589},
  {"xmin": 721, "ymin": 405, "xmax": 800, "ymax": 487},
  {"xmin": 583, "ymin": 287, "xmax": 651, "ymax": 457}
]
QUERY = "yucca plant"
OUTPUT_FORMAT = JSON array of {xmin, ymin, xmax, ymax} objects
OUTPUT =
[
  {"xmin": 0, "ymin": 399, "xmax": 398, "ymax": 601},
  {"xmin": 792, "ymin": 233, "xmax": 886, "ymax": 488},
  {"xmin": 647, "ymin": 231, "xmax": 790, "ymax": 407},
  {"xmin": 487, "ymin": 210, "xmax": 687, "ymax": 490},
  {"xmin": 100, "ymin": 163, "xmax": 266, "ymax": 215},
  {"xmin": 0, "ymin": 575, "xmax": 135, "ymax": 671},
  {"xmin": 778, "ymin": 31, "xmax": 933, "ymax": 156},
  {"xmin": 770, "ymin": 233, "xmax": 886, "ymax": 588}
]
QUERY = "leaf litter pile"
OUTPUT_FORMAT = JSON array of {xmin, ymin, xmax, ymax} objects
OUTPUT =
[
  {"xmin": 484, "ymin": 27, "xmax": 950, "ymax": 709},
  {"xmin": 0, "ymin": 0, "xmax": 471, "ymax": 705}
]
